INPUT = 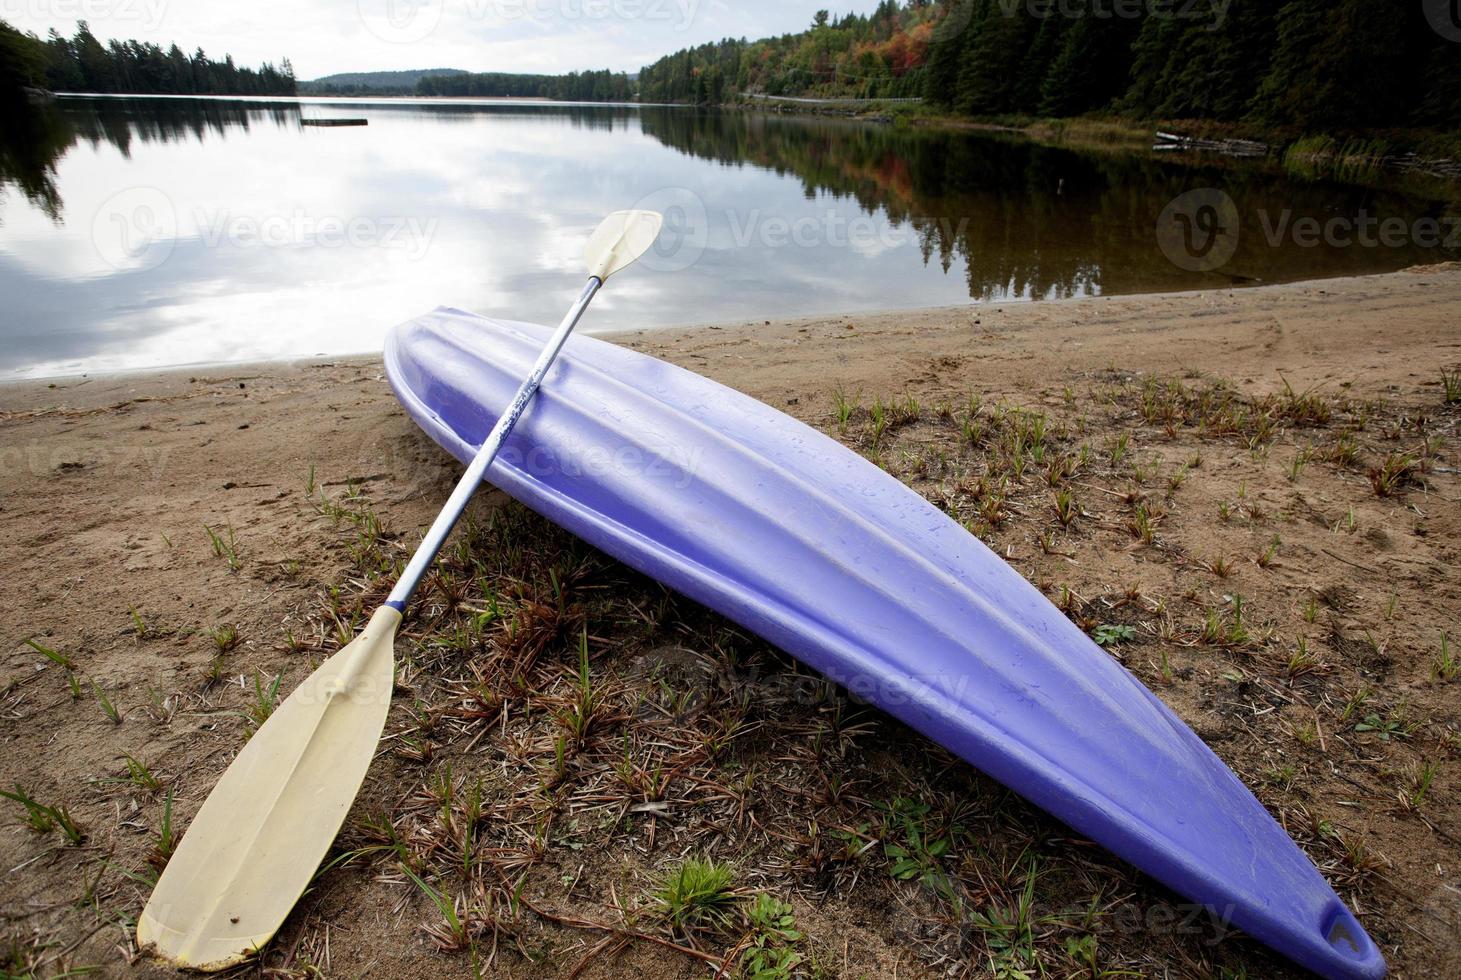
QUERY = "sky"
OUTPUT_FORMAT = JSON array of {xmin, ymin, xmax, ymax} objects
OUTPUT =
[{"xmin": 2, "ymin": 0, "xmax": 887, "ymax": 80}]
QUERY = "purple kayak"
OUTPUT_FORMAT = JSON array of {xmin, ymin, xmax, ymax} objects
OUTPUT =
[{"xmin": 384, "ymin": 308, "xmax": 1385, "ymax": 980}]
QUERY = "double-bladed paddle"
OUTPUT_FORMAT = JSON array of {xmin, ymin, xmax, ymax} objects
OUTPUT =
[{"xmin": 138, "ymin": 209, "xmax": 665, "ymax": 970}]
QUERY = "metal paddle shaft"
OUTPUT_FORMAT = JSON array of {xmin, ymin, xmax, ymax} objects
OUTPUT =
[
  {"xmin": 138, "ymin": 210, "xmax": 662, "ymax": 971},
  {"xmin": 386, "ymin": 275, "xmax": 600, "ymax": 611}
]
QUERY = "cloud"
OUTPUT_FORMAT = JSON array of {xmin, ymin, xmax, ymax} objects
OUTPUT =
[{"xmin": 3, "ymin": 0, "xmax": 886, "ymax": 78}]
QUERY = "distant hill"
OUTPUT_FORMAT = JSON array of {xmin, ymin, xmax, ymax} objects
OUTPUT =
[
  {"xmin": 299, "ymin": 64, "xmax": 635, "ymax": 102},
  {"xmin": 301, "ymin": 69, "xmax": 467, "ymax": 94}
]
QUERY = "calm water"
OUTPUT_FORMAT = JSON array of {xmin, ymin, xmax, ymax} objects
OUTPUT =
[{"xmin": 2, "ymin": 96, "xmax": 1457, "ymax": 379}]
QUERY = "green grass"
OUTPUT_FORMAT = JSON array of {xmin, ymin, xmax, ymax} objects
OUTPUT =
[
  {"xmin": 1406, "ymin": 761, "xmax": 1439, "ymax": 810},
  {"xmin": 1, "ymin": 785, "xmax": 84, "ymax": 844},
  {"xmin": 1434, "ymin": 633, "xmax": 1457, "ymax": 681},
  {"xmin": 1126, "ymin": 503, "xmax": 1156, "ymax": 545},
  {"xmin": 248, "ymin": 672, "xmax": 283, "ymax": 728},
  {"xmin": 1368, "ymin": 452, "xmax": 1416, "ymax": 497},
  {"xmin": 1444, "ymin": 370, "xmax": 1460, "ymax": 405},
  {"xmin": 1282, "ymin": 135, "xmax": 1391, "ymax": 181},
  {"xmin": 558, "ymin": 630, "xmax": 600, "ymax": 745},
  {"xmin": 208, "ymin": 623, "xmax": 240, "ymax": 653},
  {"xmin": 204, "ymin": 523, "xmax": 242, "ymax": 572},
  {"xmin": 1302, "ymin": 595, "xmax": 1319, "ymax": 623},
  {"xmin": 1285, "ymin": 639, "xmax": 1325, "ymax": 680},
  {"xmin": 1199, "ymin": 596, "xmax": 1251, "ymax": 648},
  {"xmin": 881, "ymin": 796, "xmax": 957, "ymax": 889},
  {"xmin": 831, "ymin": 384, "xmax": 859, "ymax": 433},
  {"xmin": 962, "ymin": 860, "xmax": 1070, "ymax": 975},
  {"xmin": 869, "ymin": 397, "xmax": 888, "ymax": 447},
  {"xmin": 150, "ymin": 787, "xmax": 177, "ymax": 869},
  {"xmin": 1256, "ymin": 536, "xmax": 1281, "ymax": 569},
  {"xmin": 122, "ymin": 754, "xmax": 162, "ymax": 792},
  {"xmin": 24, "ymin": 637, "xmax": 74, "ymax": 671},
  {"xmin": 401, "ymin": 864, "xmax": 471, "ymax": 950},
  {"xmin": 91, "ymin": 680, "xmax": 122, "ymax": 724},
  {"xmin": 1052, "ymin": 489, "xmax": 1078, "ymax": 528},
  {"xmin": 652, "ymin": 856, "xmax": 741, "ymax": 937}
]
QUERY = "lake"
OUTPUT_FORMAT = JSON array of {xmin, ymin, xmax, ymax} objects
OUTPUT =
[{"xmin": 1, "ymin": 95, "xmax": 1457, "ymax": 379}]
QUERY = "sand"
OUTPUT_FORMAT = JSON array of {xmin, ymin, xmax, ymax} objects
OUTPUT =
[{"xmin": 2, "ymin": 265, "xmax": 1459, "ymax": 978}]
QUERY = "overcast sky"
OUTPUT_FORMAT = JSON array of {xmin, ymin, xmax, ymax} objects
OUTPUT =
[{"xmin": 4, "ymin": 0, "xmax": 886, "ymax": 79}]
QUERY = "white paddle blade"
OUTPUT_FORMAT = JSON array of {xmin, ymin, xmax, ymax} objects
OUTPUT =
[
  {"xmin": 585, "ymin": 209, "xmax": 663, "ymax": 281},
  {"xmin": 138, "ymin": 607, "xmax": 401, "ymax": 971}
]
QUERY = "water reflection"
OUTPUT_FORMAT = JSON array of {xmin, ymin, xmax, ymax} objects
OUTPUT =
[
  {"xmin": 0, "ymin": 100, "xmax": 73, "ymax": 221},
  {"xmin": 638, "ymin": 108, "xmax": 1460, "ymax": 302},
  {"xmin": 0, "ymin": 96, "xmax": 1456, "ymax": 379}
]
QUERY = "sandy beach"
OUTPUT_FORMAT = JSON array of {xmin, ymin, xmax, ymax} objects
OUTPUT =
[{"xmin": 3, "ymin": 265, "xmax": 1459, "ymax": 978}]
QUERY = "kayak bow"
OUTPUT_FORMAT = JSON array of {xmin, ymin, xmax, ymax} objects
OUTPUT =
[{"xmin": 385, "ymin": 308, "xmax": 1386, "ymax": 980}]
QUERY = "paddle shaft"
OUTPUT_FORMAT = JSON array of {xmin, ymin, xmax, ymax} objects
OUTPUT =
[{"xmin": 385, "ymin": 275, "xmax": 602, "ymax": 611}]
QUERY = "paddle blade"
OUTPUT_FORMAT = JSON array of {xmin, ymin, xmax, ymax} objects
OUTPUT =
[
  {"xmin": 138, "ymin": 607, "xmax": 401, "ymax": 971},
  {"xmin": 584, "ymin": 209, "xmax": 663, "ymax": 280}
]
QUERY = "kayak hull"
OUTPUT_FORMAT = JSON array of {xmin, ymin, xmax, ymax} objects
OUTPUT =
[{"xmin": 384, "ymin": 308, "xmax": 1385, "ymax": 980}]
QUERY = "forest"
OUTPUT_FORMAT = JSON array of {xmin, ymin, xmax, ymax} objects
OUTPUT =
[
  {"xmin": 416, "ymin": 69, "xmax": 634, "ymax": 102},
  {"xmin": 8, "ymin": 4, "xmax": 1460, "ymax": 131},
  {"xmin": 638, "ymin": 0, "xmax": 1461, "ymax": 130},
  {"xmin": 0, "ymin": 20, "xmax": 628, "ymax": 105},
  {"xmin": 1, "ymin": 21, "xmax": 296, "ymax": 100}
]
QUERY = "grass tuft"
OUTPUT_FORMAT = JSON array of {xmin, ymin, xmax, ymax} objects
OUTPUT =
[
  {"xmin": 248, "ymin": 672, "xmax": 283, "ymax": 729},
  {"xmin": 204, "ymin": 523, "xmax": 242, "ymax": 572},
  {"xmin": 1368, "ymin": 452, "xmax": 1416, "ymax": 497},
  {"xmin": 209, "ymin": 623, "xmax": 241, "ymax": 653},
  {"xmin": 123, "ymin": 754, "xmax": 162, "ymax": 792},
  {"xmin": 148, "ymin": 786, "xmax": 177, "ymax": 871},
  {"xmin": 0, "ymin": 785, "xmax": 84, "ymax": 844},
  {"xmin": 401, "ymin": 864, "xmax": 472, "ymax": 950},
  {"xmin": 1434, "ymin": 633, "xmax": 1457, "ymax": 682},
  {"xmin": 92, "ymin": 680, "xmax": 122, "ymax": 724},
  {"xmin": 652, "ymin": 856, "xmax": 741, "ymax": 937}
]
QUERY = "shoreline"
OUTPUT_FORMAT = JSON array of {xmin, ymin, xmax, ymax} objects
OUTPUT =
[{"xmin": 5, "ymin": 264, "xmax": 1459, "ymax": 394}]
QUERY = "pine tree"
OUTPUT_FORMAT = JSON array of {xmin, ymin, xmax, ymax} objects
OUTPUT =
[
  {"xmin": 923, "ymin": 0, "xmax": 974, "ymax": 106},
  {"xmin": 1252, "ymin": 0, "xmax": 1407, "ymax": 129},
  {"xmin": 955, "ymin": 1, "xmax": 1036, "ymax": 116}
]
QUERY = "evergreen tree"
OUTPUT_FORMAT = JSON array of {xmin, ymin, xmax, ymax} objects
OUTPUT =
[
  {"xmin": 1, "ymin": 19, "xmax": 49, "ymax": 106},
  {"xmin": 1252, "ymin": 0, "xmax": 1407, "ymax": 129},
  {"xmin": 18, "ymin": 22, "xmax": 295, "ymax": 96},
  {"xmin": 953, "ymin": 1, "xmax": 1035, "ymax": 116}
]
